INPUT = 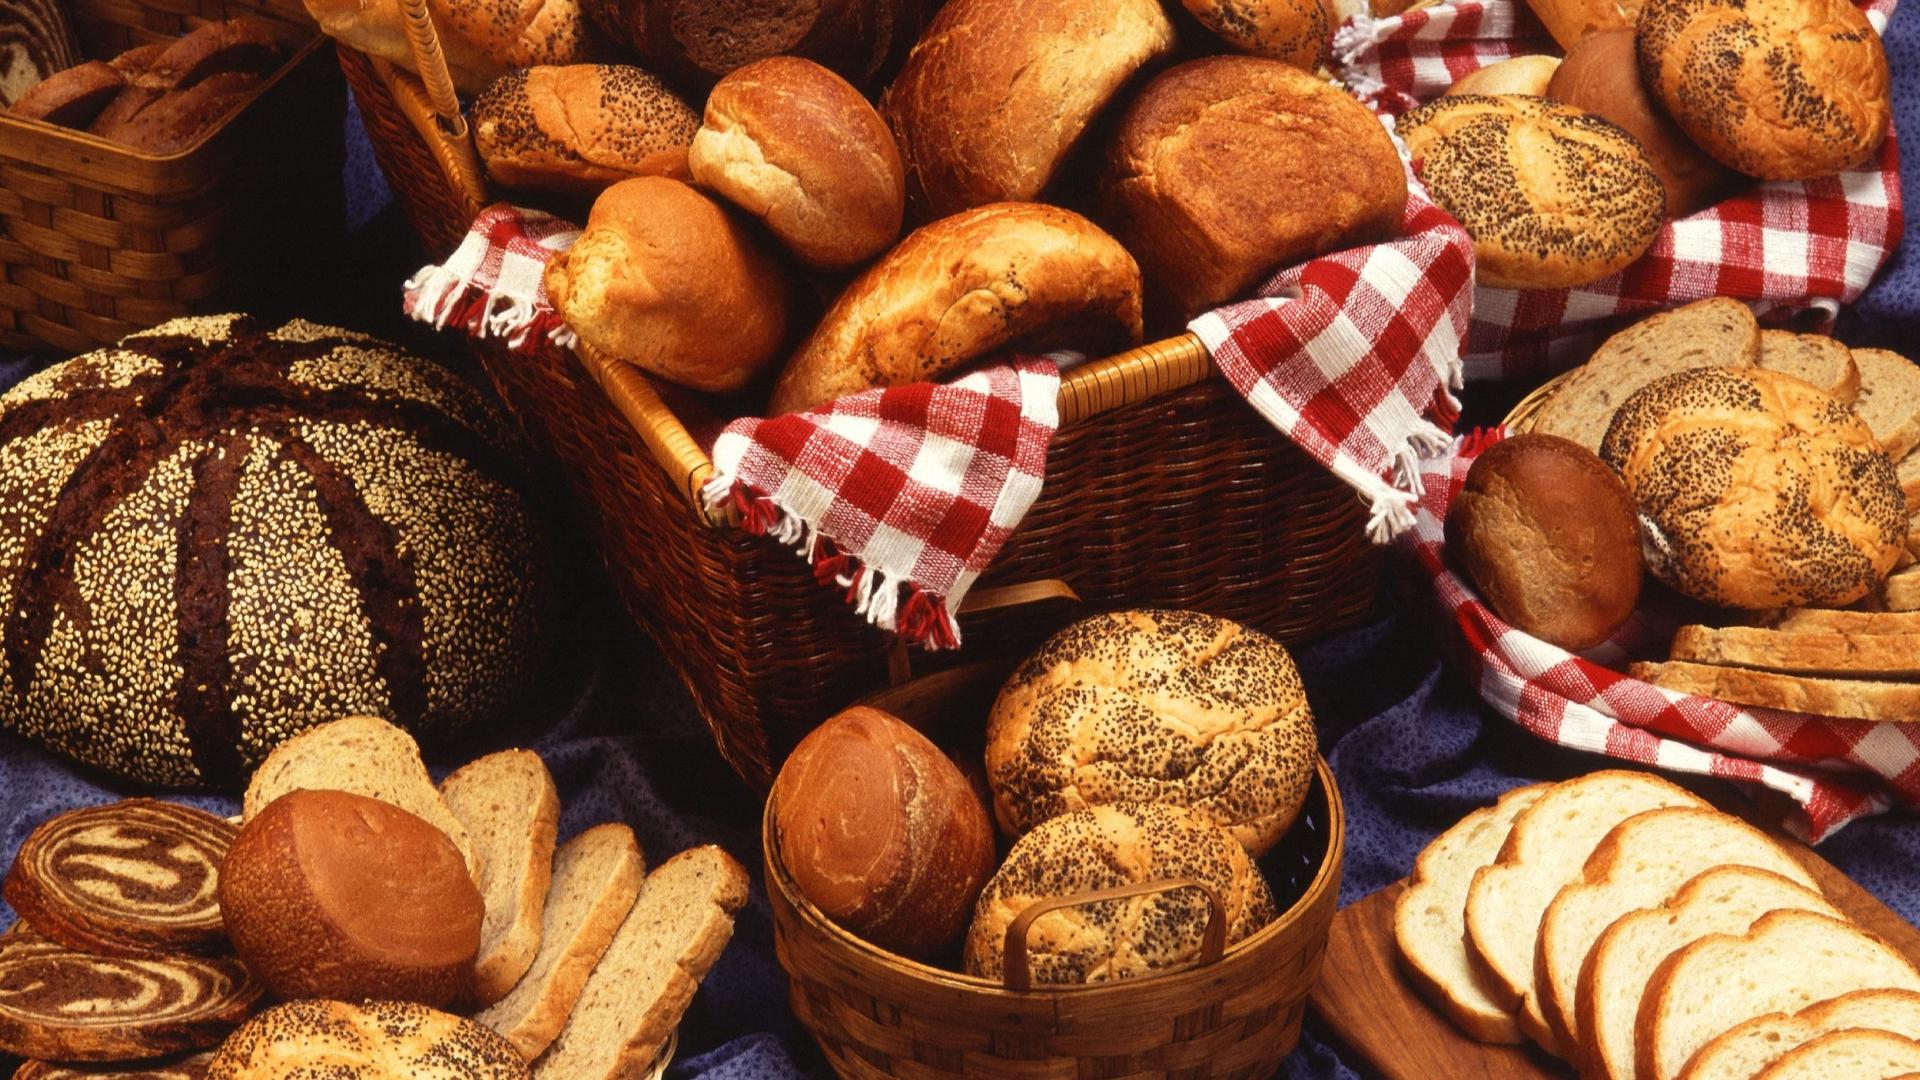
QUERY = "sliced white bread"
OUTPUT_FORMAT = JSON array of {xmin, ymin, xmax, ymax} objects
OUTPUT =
[
  {"xmin": 1889, "ymin": 568, "xmax": 1920, "ymax": 613},
  {"xmin": 442, "ymin": 749, "xmax": 562, "ymax": 1006},
  {"xmin": 1669, "ymin": 625, "xmax": 1920, "ymax": 679},
  {"xmin": 1772, "ymin": 609, "xmax": 1920, "ymax": 634},
  {"xmin": 1539, "ymin": 807, "xmax": 1817, "ymax": 1051},
  {"xmin": 532, "ymin": 845, "xmax": 750, "ymax": 1079},
  {"xmin": 1638, "ymin": 909, "xmax": 1920, "ymax": 1080},
  {"xmin": 1758, "ymin": 331, "xmax": 1859, "ymax": 402},
  {"xmin": 1394, "ymin": 784, "xmax": 1550, "ymax": 1044},
  {"xmin": 242, "ymin": 714, "xmax": 481, "ymax": 883},
  {"xmin": 1850, "ymin": 348, "xmax": 1920, "ymax": 459},
  {"xmin": 1753, "ymin": 1029, "xmax": 1920, "ymax": 1079},
  {"xmin": 1466, "ymin": 771, "xmax": 1709, "ymax": 1054},
  {"xmin": 1630, "ymin": 661, "xmax": 1920, "ymax": 723},
  {"xmin": 477, "ymin": 823, "xmax": 645, "ymax": 1061},
  {"xmin": 1681, "ymin": 989, "xmax": 1920, "ymax": 1080},
  {"xmin": 1582, "ymin": 866, "xmax": 1839, "ymax": 1080}
]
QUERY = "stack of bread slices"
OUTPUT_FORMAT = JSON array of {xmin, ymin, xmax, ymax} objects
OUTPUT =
[{"xmin": 1394, "ymin": 770, "xmax": 1920, "ymax": 1079}]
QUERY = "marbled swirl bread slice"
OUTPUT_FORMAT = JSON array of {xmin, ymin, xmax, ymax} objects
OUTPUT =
[
  {"xmin": 13, "ymin": 1052, "xmax": 215, "ymax": 1078},
  {"xmin": 3, "ymin": 800, "xmax": 234, "ymax": 957}
]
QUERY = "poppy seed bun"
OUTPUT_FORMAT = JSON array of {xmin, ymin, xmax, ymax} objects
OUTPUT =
[
  {"xmin": 963, "ymin": 803, "xmax": 1278, "ymax": 985},
  {"xmin": 985, "ymin": 609, "xmax": 1316, "ymax": 857},
  {"xmin": 207, "ymin": 999, "xmax": 527, "ymax": 1079},
  {"xmin": 1600, "ymin": 366, "xmax": 1906, "ymax": 609},
  {"xmin": 1180, "ymin": 0, "xmax": 1332, "ymax": 69},
  {"xmin": 473, "ymin": 65, "xmax": 699, "ymax": 196},
  {"xmin": 1398, "ymin": 94, "xmax": 1666, "ymax": 289}
]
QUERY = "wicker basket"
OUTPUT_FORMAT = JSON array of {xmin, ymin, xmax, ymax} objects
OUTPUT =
[
  {"xmin": 0, "ymin": 0, "xmax": 345, "ymax": 353},
  {"xmin": 1503, "ymin": 370, "xmax": 1575, "ymax": 432},
  {"xmin": 764, "ymin": 662, "xmax": 1346, "ymax": 1079}
]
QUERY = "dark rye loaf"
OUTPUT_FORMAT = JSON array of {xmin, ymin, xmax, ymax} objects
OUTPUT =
[{"xmin": 0, "ymin": 314, "xmax": 547, "ymax": 788}]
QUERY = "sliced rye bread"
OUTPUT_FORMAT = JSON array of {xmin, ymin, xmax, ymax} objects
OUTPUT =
[
  {"xmin": 1771, "ymin": 609, "xmax": 1920, "ymax": 634},
  {"xmin": 241, "ymin": 715, "xmax": 480, "ymax": 883},
  {"xmin": 1753, "ymin": 1029, "xmax": 1920, "ymax": 1079},
  {"xmin": 1669, "ymin": 625, "xmax": 1920, "ymax": 679},
  {"xmin": 532, "ymin": 845, "xmax": 750, "ymax": 1079},
  {"xmin": 1899, "ymin": 452, "xmax": 1920, "ymax": 506},
  {"xmin": 1637, "ymin": 909, "xmax": 1920, "ymax": 1080},
  {"xmin": 1681, "ymin": 989, "xmax": 1920, "ymax": 1080},
  {"xmin": 476, "ymin": 823, "xmax": 645, "ymax": 1061},
  {"xmin": 1394, "ymin": 784, "xmax": 1551, "ymax": 1044},
  {"xmin": 1889, "ymin": 568, "xmax": 1920, "ymax": 613},
  {"xmin": 442, "ymin": 749, "xmax": 562, "ymax": 1006},
  {"xmin": 1757, "ymin": 331, "xmax": 1859, "ymax": 402},
  {"xmin": 1539, "ymin": 807, "xmax": 1816, "ymax": 1053},
  {"xmin": 1466, "ymin": 771, "xmax": 1709, "ymax": 1055},
  {"xmin": 1581, "ymin": 866, "xmax": 1838, "ymax": 1080},
  {"xmin": 1630, "ymin": 661, "xmax": 1920, "ymax": 722},
  {"xmin": 1850, "ymin": 349, "xmax": 1920, "ymax": 459}
]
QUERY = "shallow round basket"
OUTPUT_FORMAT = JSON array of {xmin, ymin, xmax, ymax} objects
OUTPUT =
[
  {"xmin": 1503, "ymin": 369, "xmax": 1579, "ymax": 433},
  {"xmin": 762, "ymin": 663, "xmax": 1346, "ymax": 1080}
]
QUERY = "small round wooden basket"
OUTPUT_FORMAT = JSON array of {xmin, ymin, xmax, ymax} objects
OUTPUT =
[{"xmin": 762, "ymin": 664, "xmax": 1346, "ymax": 1079}]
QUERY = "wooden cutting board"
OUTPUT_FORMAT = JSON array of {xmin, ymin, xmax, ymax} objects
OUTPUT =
[{"xmin": 1308, "ymin": 838, "xmax": 1920, "ymax": 1079}]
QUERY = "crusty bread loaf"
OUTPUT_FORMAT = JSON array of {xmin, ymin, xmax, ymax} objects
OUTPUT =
[
  {"xmin": 1523, "ymin": 0, "xmax": 1640, "ymax": 48},
  {"xmin": 1683, "ymin": 990, "xmax": 1920, "ymax": 1080},
  {"xmin": 601, "ymin": 0, "xmax": 928, "ymax": 91},
  {"xmin": 472, "ymin": 65, "xmax": 698, "ymax": 195},
  {"xmin": 1851, "ymin": 349, "xmax": 1920, "ymax": 459},
  {"xmin": 1632, "ymin": 660, "xmax": 1920, "ymax": 722},
  {"xmin": 1179, "ymin": 0, "xmax": 1331, "ymax": 68},
  {"xmin": 1757, "ymin": 331, "xmax": 1860, "ymax": 402},
  {"xmin": 1754, "ymin": 1030, "xmax": 1920, "ymax": 1080},
  {"xmin": 302, "ymin": 0, "xmax": 594, "ymax": 93},
  {"xmin": 441, "ymin": 750, "xmax": 561, "ymax": 1006},
  {"xmin": 1447, "ymin": 54, "xmax": 1560, "ymax": 95},
  {"xmin": 207, "ymin": 999, "xmax": 527, "ymax": 1079},
  {"xmin": 1669, "ymin": 624, "xmax": 1920, "ymax": 678}
]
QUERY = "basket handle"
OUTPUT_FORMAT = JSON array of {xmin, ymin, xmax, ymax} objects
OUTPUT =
[
  {"xmin": 1001, "ymin": 876, "xmax": 1228, "ymax": 992},
  {"xmin": 363, "ymin": 0, "xmax": 490, "ymax": 219},
  {"xmin": 885, "ymin": 579, "xmax": 1082, "ymax": 686}
]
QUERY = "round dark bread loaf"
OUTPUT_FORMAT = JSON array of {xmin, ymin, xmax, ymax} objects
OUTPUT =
[
  {"xmin": 206, "ymin": 999, "xmax": 527, "ymax": 1079},
  {"xmin": 0, "ymin": 314, "xmax": 547, "ymax": 788}
]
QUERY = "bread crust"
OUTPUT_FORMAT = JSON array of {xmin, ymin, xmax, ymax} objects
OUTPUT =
[
  {"xmin": 1523, "ymin": 0, "xmax": 1643, "ymax": 48},
  {"xmin": 1632, "ymin": 659, "xmax": 1920, "ymax": 721},
  {"xmin": 9, "ymin": 61, "xmax": 125, "ymax": 127},
  {"xmin": 1669, "ymin": 624, "xmax": 1920, "ymax": 677},
  {"xmin": 474, "ymin": 65, "xmax": 698, "ymax": 195}
]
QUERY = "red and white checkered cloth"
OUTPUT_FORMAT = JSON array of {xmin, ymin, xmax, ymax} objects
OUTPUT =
[
  {"xmin": 1332, "ymin": 0, "xmax": 1905, "ymax": 382},
  {"xmin": 1409, "ymin": 429, "xmax": 1917, "ymax": 841},
  {"xmin": 403, "ymin": 205, "xmax": 580, "ymax": 351}
]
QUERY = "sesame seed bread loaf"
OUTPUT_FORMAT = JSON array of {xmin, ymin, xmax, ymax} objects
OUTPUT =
[
  {"xmin": 1631, "ymin": 660, "xmax": 1920, "ymax": 722},
  {"xmin": 1758, "ymin": 332, "xmax": 1861, "ymax": 402},
  {"xmin": 206, "ymin": 999, "xmax": 528, "ymax": 1079},
  {"xmin": 13, "ymin": 1052, "xmax": 215, "ymax": 1078},
  {"xmin": 1752, "ymin": 1029, "xmax": 1920, "ymax": 1079},
  {"xmin": 1668, "ymin": 624, "xmax": 1920, "ymax": 678},
  {"xmin": 472, "ymin": 65, "xmax": 699, "ymax": 196},
  {"xmin": 1850, "ymin": 349, "xmax": 1920, "ymax": 459},
  {"xmin": 1888, "ymin": 566, "xmax": 1920, "ymax": 612},
  {"xmin": 441, "ymin": 750, "xmax": 561, "ymax": 1006},
  {"xmin": 1681, "ymin": 990, "xmax": 1920, "ymax": 1080},
  {"xmin": 1393, "ymin": 784, "xmax": 1549, "ymax": 1044}
]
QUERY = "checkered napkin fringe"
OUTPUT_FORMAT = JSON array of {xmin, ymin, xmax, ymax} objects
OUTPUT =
[
  {"xmin": 1408, "ymin": 430, "xmax": 1916, "ymax": 842},
  {"xmin": 1331, "ymin": 0, "xmax": 1904, "ymax": 383},
  {"xmin": 403, "ymin": 205, "xmax": 580, "ymax": 351}
]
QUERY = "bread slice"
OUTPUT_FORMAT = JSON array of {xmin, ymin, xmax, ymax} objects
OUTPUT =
[
  {"xmin": 1669, "ymin": 624, "xmax": 1920, "ymax": 678},
  {"xmin": 476, "ymin": 823, "xmax": 645, "ymax": 1061},
  {"xmin": 1771, "ymin": 608, "xmax": 1920, "ymax": 635},
  {"xmin": 442, "ymin": 749, "xmax": 562, "ymax": 1006},
  {"xmin": 1466, "ymin": 771, "xmax": 1709, "ymax": 1054},
  {"xmin": 1888, "ymin": 568, "xmax": 1920, "ymax": 612},
  {"xmin": 1630, "ymin": 660, "xmax": 1920, "ymax": 722},
  {"xmin": 1682, "ymin": 989, "xmax": 1920, "ymax": 1080},
  {"xmin": 1394, "ymin": 784, "xmax": 1550, "ymax": 1044},
  {"xmin": 1758, "ymin": 331, "xmax": 1859, "ymax": 402},
  {"xmin": 1581, "ymin": 866, "xmax": 1838, "ymax": 1080},
  {"xmin": 532, "ymin": 845, "xmax": 750, "ymax": 1079},
  {"xmin": 1539, "ymin": 807, "xmax": 1816, "ymax": 1051},
  {"xmin": 1851, "ymin": 349, "xmax": 1920, "ymax": 459},
  {"xmin": 1639, "ymin": 909, "xmax": 1920, "ymax": 1080},
  {"xmin": 1752, "ymin": 1029, "xmax": 1920, "ymax": 1079},
  {"xmin": 1532, "ymin": 298, "xmax": 1759, "ymax": 454},
  {"xmin": 1898, "ymin": 452, "xmax": 1920, "ymax": 506}
]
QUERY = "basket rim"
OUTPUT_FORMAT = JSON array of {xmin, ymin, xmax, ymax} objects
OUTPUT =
[{"xmin": 1501, "ymin": 368, "xmax": 1579, "ymax": 434}]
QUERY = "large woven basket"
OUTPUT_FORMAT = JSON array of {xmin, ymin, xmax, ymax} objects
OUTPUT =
[
  {"xmin": 334, "ymin": 14, "xmax": 1384, "ymax": 787},
  {"xmin": 0, "ymin": 0, "xmax": 345, "ymax": 353}
]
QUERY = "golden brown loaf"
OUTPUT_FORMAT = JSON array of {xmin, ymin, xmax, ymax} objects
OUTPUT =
[
  {"xmin": 472, "ymin": 65, "xmax": 698, "ymax": 196},
  {"xmin": 1522, "ymin": 0, "xmax": 1643, "ymax": 48},
  {"xmin": 206, "ymin": 999, "xmax": 528, "ymax": 1079},
  {"xmin": 303, "ymin": 0, "xmax": 595, "ymax": 93},
  {"xmin": 597, "ymin": 0, "xmax": 929, "ymax": 91},
  {"xmin": 1398, "ymin": 95, "xmax": 1665, "ymax": 289},
  {"xmin": 768, "ymin": 202, "xmax": 1143, "ymax": 415},
  {"xmin": 1179, "ymin": 0, "xmax": 1332, "ymax": 69},
  {"xmin": 1601, "ymin": 366, "xmax": 1907, "ymax": 609},
  {"xmin": 1445, "ymin": 54, "xmax": 1561, "ymax": 96},
  {"xmin": 1101, "ymin": 56, "xmax": 1408, "ymax": 323},
  {"xmin": 546, "ymin": 176, "xmax": 791, "ymax": 393},
  {"xmin": 1637, "ymin": 0, "xmax": 1891, "ymax": 180},
  {"xmin": 881, "ymin": 0, "xmax": 1176, "ymax": 218},
  {"xmin": 689, "ymin": 57, "xmax": 904, "ymax": 271}
]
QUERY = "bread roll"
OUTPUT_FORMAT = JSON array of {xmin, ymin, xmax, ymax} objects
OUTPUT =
[
  {"xmin": 1637, "ymin": 0, "xmax": 1890, "ymax": 180},
  {"xmin": 218, "ymin": 789, "xmax": 485, "ymax": 1009},
  {"xmin": 302, "ymin": 0, "xmax": 595, "ymax": 93},
  {"xmin": 593, "ymin": 0, "xmax": 929, "ymax": 91},
  {"xmin": 768, "ymin": 202, "xmax": 1142, "ymax": 414},
  {"xmin": 473, "ymin": 65, "xmax": 698, "ymax": 196},
  {"xmin": 546, "ymin": 176, "xmax": 791, "ymax": 393},
  {"xmin": 1445, "ymin": 55, "xmax": 1561, "ymax": 96},
  {"xmin": 1101, "ymin": 56, "xmax": 1407, "ymax": 322},
  {"xmin": 1521, "ymin": 0, "xmax": 1641, "ymax": 48},
  {"xmin": 882, "ymin": 0, "xmax": 1176, "ymax": 218},
  {"xmin": 207, "ymin": 1000, "xmax": 527, "ymax": 1079},
  {"xmin": 771, "ymin": 706, "xmax": 995, "ymax": 960},
  {"xmin": 689, "ymin": 57, "xmax": 904, "ymax": 271},
  {"xmin": 1180, "ymin": 0, "xmax": 1332, "ymax": 68}
]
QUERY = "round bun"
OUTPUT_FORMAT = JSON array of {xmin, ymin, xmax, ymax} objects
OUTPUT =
[
  {"xmin": 771, "ymin": 706, "xmax": 996, "ymax": 960},
  {"xmin": 768, "ymin": 202, "xmax": 1143, "ymax": 414},
  {"xmin": 304, "ymin": 0, "xmax": 594, "ymax": 93},
  {"xmin": 218, "ymin": 789, "xmax": 485, "ymax": 1009},
  {"xmin": 1445, "ymin": 434, "xmax": 1643, "ymax": 651},
  {"xmin": 1180, "ymin": 0, "xmax": 1332, "ymax": 68},
  {"xmin": 1600, "ymin": 366, "xmax": 1906, "ymax": 609},
  {"xmin": 985, "ymin": 609, "xmax": 1316, "ymax": 857},
  {"xmin": 1637, "ymin": 0, "xmax": 1890, "ymax": 180},
  {"xmin": 689, "ymin": 57, "xmax": 905, "ymax": 270},
  {"xmin": 882, "ymin": 0, "xmax": 1176, "ymax": 218},
  {"xmin": 596, "ymin": 0, "xmax": 930, "ymax": 91},
  {"xmin": 1397, "ymin": 95, "xmax": 1666, "ymax": 289},
  {"xmin": 1520, "ymin": 0, "xmax": 1640, "ymax": 49},
  {"xmin": 1101, "ymin": 56, "xmax": 1407, "ymax": 322},
  {"xmin": 473, "ymin": 65, "xmax": 699, "ymax": 196},
  {"xmin": 963, "ymin": 803, "xmax": 1278, "ymax": 985},
  {"xmin": 1446, "ymin": 54, "xmax": 1562, "ymax": 96},
  {"xmin": 546, "ymin": 176, "xmax": 791, "ymax": 393},
  {"xmin": 1546, "ymin": 29, "xmax": 1735, "ymax": 216},
  {"xmin": 207, "ymin": 999, "xmax": 527, "ymax": 1079}
]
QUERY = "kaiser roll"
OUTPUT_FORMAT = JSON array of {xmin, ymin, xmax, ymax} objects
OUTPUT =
[
  {"xmin": 472, "ymin": 64, "xmax": 699, "ymax": 195},
  {"xmin": 771, "ymin": 706, "xmax": 996, "ymax": 960},
  {"xmin": 302, "ymin": 0, "xmax": 594, "ymax": 93},
  {"xmin": 1179, "ymin": 0, "xmax": 1333, "ymax": 68},
  {"xmin": 217, "ymin": 789, "xmax": 485, "ymax": 1009},
  {"xmin": 589, "ymin": 0, "xmax": 929, "ymax": 91},
  {"xmin": 768, "ymin": 202, "xmax": 1143, "ymax": 415},
  {"xmin": 1102, "ymin": 56, "xmax": 1407, "ymax": 322},
  {"xmin": 206, "ymin": 999, "xmax": 527, "ymax": 1079},
  {"xmin": 689, "ymin": 57, "xmax": 904, "ymax": 271},
  {"xmin": 882, "ymin": 0, "xmax": 1176, "ymax": 218},
  {"xmin": 1445, "ymin": 54, "xmax": 1561, "ymax": 96},
  {"xmin": 1600, "ymin": 366, "xmax": 1906, "ymax": 609},
  {"xmin": 545, "ymin": 176, "xmax": 791, "ymax": 393},
  {"xmin": 963, "ymin": 803, "xmax": 1278, "ymax": 985},
  {"xmin": 1638, "ymin": 0, "xmax": 1890, "ymax": 181},
  {"xmin": 1445, "ymin": 433, "xmax": 1642, "ymax": 651},
  {"xmin": 985, "ymin": 609, "xmax": 1317, "ymax": 857}
]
